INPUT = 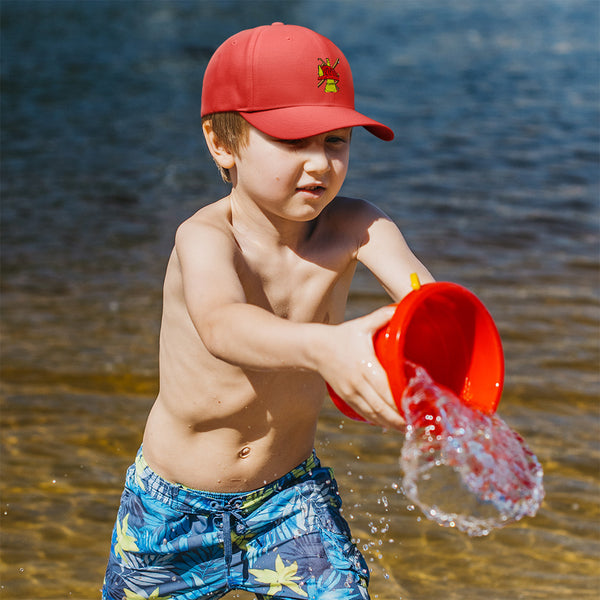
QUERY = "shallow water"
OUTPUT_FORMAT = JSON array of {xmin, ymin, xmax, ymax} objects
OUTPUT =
[{"xmin": 1, "ymin": 1, "xmax": 599, "ymax": 599}]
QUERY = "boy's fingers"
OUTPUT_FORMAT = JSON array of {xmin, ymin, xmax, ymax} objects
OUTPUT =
[
  {"xmin": 361, "ymin": 393, "xmax": 405, "ymax": 429},
  {"xmin": 358, "ymin": 370, "xmax": 405, "ymax": 429},
  {"xmin": 365, "ymin": 305, "xmax": 396, "ymax": 332}
]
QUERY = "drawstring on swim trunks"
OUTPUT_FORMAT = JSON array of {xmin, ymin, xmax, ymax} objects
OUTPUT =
[{"xmin": 210, "ymin": 498, "xmax": 250, "ymax": 579}]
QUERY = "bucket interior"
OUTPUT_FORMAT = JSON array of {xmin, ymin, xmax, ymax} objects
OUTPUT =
[{"xmin": 399, "ymin": 288, "xmax": 503, "ymax": 413}]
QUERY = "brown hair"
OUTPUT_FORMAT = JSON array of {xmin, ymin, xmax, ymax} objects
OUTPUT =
[{"xmin": 202, "ymin": 112, "xmax": 250, "ymax": 182}]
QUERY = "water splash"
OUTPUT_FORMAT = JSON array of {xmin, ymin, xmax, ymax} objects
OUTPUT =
[{"xmin": 400, "ymin": 365, "xmax": 544, "ymax": 536}]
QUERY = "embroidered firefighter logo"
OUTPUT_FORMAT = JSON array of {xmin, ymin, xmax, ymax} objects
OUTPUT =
[{"xmin": 317, "ymin": 58, "xmax": 340, "ymax": 93}]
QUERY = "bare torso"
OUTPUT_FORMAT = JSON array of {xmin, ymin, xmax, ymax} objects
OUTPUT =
[{"xmin": 142, "ymin": 198, "xmax": 358, "ymax": 491}]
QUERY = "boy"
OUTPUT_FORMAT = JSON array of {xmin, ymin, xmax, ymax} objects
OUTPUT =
[{"xmin": 103, "ymin": 23, "xmax": 433, "ymax": 600}]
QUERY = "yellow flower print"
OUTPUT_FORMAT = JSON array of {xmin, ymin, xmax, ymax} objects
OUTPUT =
[
  {"xmin": 230, "ymin": 526, "xmax": 258, "ymax": 553},
  {"xmin": 134, "ymin": 453, "xmax": 147, "ymax": 491},
  {"xmin": 249, "ymin": 555, "xmax": 307, "ymax": 597},
  {"xmin": 124, "ymin": 587, "xmax": 171, "ymax": 599},
  {"xmin": 114, "ymin": 513, "xmax": 139, "ymax": 561}
]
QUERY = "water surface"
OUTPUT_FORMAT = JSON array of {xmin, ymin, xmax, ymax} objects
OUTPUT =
[{"xmin": 1, "ymin": 1, "xmax": 598, "ymax": 598}]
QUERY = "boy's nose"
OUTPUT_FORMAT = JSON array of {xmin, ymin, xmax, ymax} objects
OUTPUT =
[{"xmin": 303, "ymin": 143, "xmax": 330, "ymax": 174}]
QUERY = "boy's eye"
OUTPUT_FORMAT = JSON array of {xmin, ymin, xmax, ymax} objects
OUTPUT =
[
  {"xmin": 272, "ymin": 137, "xmax": 304, "ymax": 148},
  {"xmin": 274, "ymin": 131, "xmax": 350, "ymax": 147},
  {"xmin": 326, "ymin": 130, "xmax": 352, "ymax": 144}
]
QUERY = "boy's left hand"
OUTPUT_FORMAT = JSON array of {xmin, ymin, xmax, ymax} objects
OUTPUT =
[{"xmin": 317, "ymin": 306, "xmax": 405, "ymax": 430}]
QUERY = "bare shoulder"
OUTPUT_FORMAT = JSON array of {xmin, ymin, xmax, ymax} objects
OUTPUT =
[
  {"xmin": 319, "ymin": 196, "xmax": 390, "ymax": 251},
  {"xmin": 174, "ymin": 198, "xmax": 236, "ymax": 264},
  {"xmin": 167, "ymin": 197, "xmax": 247, "ymax": 313},
  {"xmin": 324, "ymin": 196, "xmax": 389, "ymax": 231},
  {"xmin": 176, "ymin": 197, "xmax": 232, "ymax": 239},
  {"xmin": 325, "ymin": 196, "xmax": 385, "ymax": 219}
]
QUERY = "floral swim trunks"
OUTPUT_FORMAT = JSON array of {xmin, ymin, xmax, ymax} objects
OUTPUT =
[{"xmin": 102, "ymin": 447, "xmax": 370, "ymax": 599}]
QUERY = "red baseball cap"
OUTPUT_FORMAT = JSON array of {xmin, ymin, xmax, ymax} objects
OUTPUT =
[{"xmin": 201, "ymin": 23, "xmax": 394, "ymax": 141}]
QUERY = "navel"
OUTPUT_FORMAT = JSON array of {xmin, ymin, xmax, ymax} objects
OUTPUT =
[{"xmin": 238, "ymin": 446, "xmax": 252, "ymax": 459}]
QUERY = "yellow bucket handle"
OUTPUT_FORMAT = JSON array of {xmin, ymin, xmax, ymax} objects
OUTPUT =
[{"xmin": 410, "ymin": 272, "xmax": 422, "ymax": 291}]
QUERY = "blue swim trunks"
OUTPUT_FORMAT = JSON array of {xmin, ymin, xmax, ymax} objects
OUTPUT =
[{"xmin": 103, "ymin": 448, "xmax": 370, "ymax": 599}]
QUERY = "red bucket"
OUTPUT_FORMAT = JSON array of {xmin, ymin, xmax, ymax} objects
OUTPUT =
[{"xmin": 328, "ymin": 280, "xmax": 504, "ymax": 422}]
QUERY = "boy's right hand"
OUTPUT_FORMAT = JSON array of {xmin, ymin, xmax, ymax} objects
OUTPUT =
[{"xmin": 317, "ymin": 306, "xmax": 405, "ymax": 430}]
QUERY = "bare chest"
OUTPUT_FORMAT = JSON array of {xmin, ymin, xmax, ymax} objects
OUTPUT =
[{"xmin": 237, "ymin": 248, "xmax": 355, "ymax": 324}]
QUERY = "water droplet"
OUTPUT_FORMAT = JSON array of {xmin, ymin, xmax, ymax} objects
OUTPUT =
[{"xmin": 400, "ymin": 364, "xmax": 544, "ymax": 536}]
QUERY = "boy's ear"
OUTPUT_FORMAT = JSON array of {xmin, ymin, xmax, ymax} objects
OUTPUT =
[{"xmin": 202, "ymin": 120, "xmax": 236, "ymax": 171}]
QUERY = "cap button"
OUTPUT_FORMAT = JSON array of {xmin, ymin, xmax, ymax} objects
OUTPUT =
[{"xmin": 271, "ymin": 22, "xmax": 284, "ymax": 26}]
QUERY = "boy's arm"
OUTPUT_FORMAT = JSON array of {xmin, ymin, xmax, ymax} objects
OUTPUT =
[
  {"xmin": 175, "ymin": 217, "xmax": 404, "ymax": 429},
  {"xmin": 354, "ymin": 200, "xmax": 435, "ymax": 301}
]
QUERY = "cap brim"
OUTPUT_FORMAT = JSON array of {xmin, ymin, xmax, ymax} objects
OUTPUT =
[{"xmin": 239, "ymin": 105, "xmax": 394, "ymax": 141}]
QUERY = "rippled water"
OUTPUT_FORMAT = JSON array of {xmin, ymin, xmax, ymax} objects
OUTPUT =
[{"xmin": 1, "ymin": 1, "xmax": 599, "ymax": 599}]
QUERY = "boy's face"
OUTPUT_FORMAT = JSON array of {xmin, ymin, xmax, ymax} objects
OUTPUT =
[{"xmin": 231, "ymin": 125, "xmax": 351, "ymax": 222}]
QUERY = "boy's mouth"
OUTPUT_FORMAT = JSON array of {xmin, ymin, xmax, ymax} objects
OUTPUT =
[{"xmin": 297, "ymin": 184, "xmax": 326, "ymax": 194}]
